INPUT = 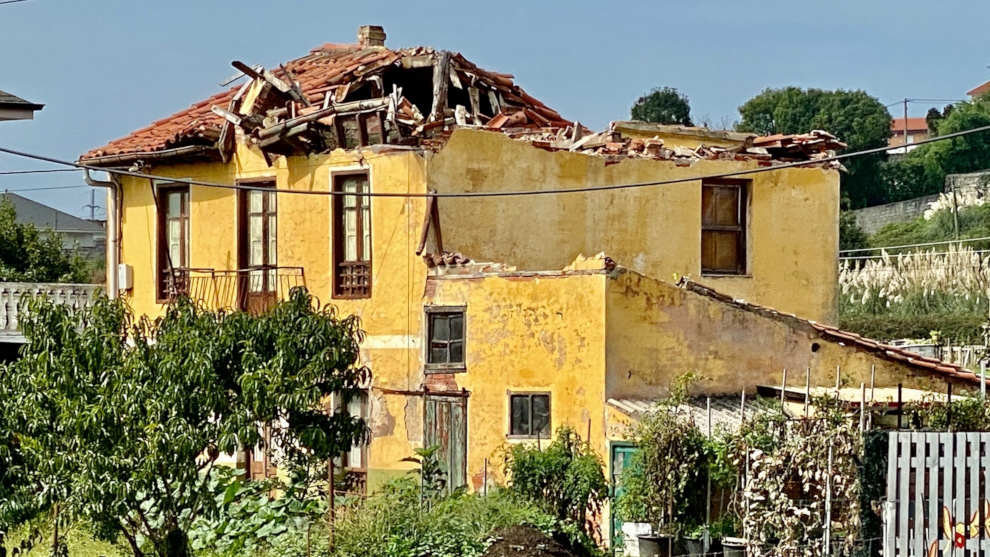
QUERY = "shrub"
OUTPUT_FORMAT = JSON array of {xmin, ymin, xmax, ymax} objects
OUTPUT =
[
  {"xmin": 503, "ymin": 427, "xmax": 609, "ymax": 537},
  {"xmin": 737, "ymin": 403, "xmax": 863, "ymax": 556},
  {"xmin": 618, "ymin": 406, "xmax": 708, "ymax": 536},
  {"xmin": 330, "ymin": 479, "xmax": 597, "ymax": 557},
  {"xmin": 189, "ymin": 466, "xmax": 329, "ymax": 557}
]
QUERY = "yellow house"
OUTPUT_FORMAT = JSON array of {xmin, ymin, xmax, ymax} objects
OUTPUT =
[{"xmin": 80, "ymin": 26, "xmax": 979, "ymax": 499}]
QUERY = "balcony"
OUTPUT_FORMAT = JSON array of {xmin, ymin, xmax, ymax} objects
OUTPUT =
[
  {"xmin": 334, "ymin": 260, "xmax": 370, "ymax": 298},
  {"xmin": 0, "ymin": 282, "xmax": 102, "ymax": 343},
  {"xmin": 162, "ymin": 267, "xmax": 306, "ymax": 313}
]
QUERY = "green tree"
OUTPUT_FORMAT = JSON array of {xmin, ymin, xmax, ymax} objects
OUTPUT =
[
  {"xmin": 0, "ymin": 289, "xmax": 370, "ymax": 557},
  {"xmin": 0, "ymin": 198, "xmax": 91, "ymax": 283},
  {"xmin": 881, "ymin": 97, "xmax": 990, "ymax": 202},
  {"xmin": 737, "ymin": 87, "xmax": 892, "ymax": 208},
  {"xmin": 926, "ymin": 107, "xmax": 943, "ymax": 136},
  {"xmin": 631, "ymin": 87, "xmax": 693, "ymax": 126},
  {"xmin": 839, "ymin": 211, "xmax": 868, "ymax": 251}
]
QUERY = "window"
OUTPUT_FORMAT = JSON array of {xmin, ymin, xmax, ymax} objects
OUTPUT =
[
  {"xmin": 425, "ymin": 307, "xmax": 465, "ymax": 371},
  {"xmin": 157, "ymin": 185, "xmax": 189, "ymax": 300},
  {"xmin": 333, "ymin": 172, "xmax": 371, "ymax": 298},
  {"xmin": 509, "ymin": 393, "xmax": 550, "ymax": 438},
  {"xmin": 332, "ymin": 391, "xmax": 368, "ymax": 494},
  {"xmin": 701, "ymin": 179, "xmax": 748, "ymax": 275},
  {"xmin": 237, "ymin": 181, "xmax": 277, "ymax": 313}
]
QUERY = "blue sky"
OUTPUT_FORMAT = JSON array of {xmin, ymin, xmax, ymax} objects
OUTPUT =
[{"xmin": 1, "ymin": 0, "xmax": 987, "ymax": 216}]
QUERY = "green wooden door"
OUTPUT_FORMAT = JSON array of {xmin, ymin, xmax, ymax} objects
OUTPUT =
[
  {"xmin": 610, "ymin": 443, "xmax": 638, "ymax": 552},
  {"xmin": 424, "ymin": 396, "xmax": 467, "ymax": 493}
]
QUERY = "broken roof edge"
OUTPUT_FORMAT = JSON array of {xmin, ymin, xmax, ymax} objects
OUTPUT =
[
  {"xmin": 674, "ymin": 276, "xmax": 979, "ymax": 385},
  {"xmin": 423, "ymin": 251, "xmax": 616, "ymax": 276},
  {"xmin": 613, "ymin": 121, "xmax": 755, "ymax": 144}
]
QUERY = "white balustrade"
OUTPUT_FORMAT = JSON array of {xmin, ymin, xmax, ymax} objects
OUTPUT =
[{"xmin": 0, "ymin": 282, "xmax": 101, "ymax": 342}]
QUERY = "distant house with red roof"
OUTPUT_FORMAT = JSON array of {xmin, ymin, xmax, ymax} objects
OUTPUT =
[
  {"xmin": 888, "ymin": 116, "xmax": 929, "ymax": 153},
  {"xmin": 967, "ymin": 80, "xmax": 990, "ymax": 99}
]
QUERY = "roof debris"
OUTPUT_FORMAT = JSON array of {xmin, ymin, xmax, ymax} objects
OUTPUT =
[
  {"xmin": 80, "ymin": 26, "xmax": 568, "ymax": 165},
  {"xmin": 79, "ymin": 25, "xmax": 846, "ymax": 169},
  {"xmin": 502, "ymin": 124, "xmax": 846, "ymax": 167}
]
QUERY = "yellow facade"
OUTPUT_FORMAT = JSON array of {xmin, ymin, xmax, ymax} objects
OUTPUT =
[
  {"xmin": 427, "ymin": 129, "xmax": 840, "ymax": 324},
  {"xmin": 111, "ymin": 127, "xmax": 929, "ymax": 493}
]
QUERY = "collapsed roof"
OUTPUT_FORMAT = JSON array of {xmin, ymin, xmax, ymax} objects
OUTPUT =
[
  {"xmin": 79, "ymin": 25, "xmax": 569, "ymax": 165},
  {"xmin": 79, "ymin": 25, "xmax": 846, "ymax": 168}
]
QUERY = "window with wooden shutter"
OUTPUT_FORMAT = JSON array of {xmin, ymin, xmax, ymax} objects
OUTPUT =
[
  {"xmin": 157, "ymin": 185, "xmax": 189, "ymax": 300},
  {"xmin": 333, "ymin": 172, "xmax": 371, "ymax": 298},
  {"xmin": 701, "ymin": 179, "xmax": 748, "ymax": 275},
  {"xmin": 425, "ymin": 306, "xmax": 466, "ymax": 372}
]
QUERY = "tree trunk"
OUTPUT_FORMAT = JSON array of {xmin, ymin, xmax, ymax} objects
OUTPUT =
[{"xmin": 158, "ymin": 528, "xmax": 191, "ymax": 557}]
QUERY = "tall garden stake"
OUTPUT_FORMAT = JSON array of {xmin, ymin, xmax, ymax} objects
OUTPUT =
[
  {"xmin": 328, "ymin": 458, "xmax": 335, "ymax": 550},
  {"xmin": 704, "ymin": 396, "xmax": 712, "ymax": 554},
  {"xmin": 823, "ymin": 444, "xmax": 834, "ymax": 555},
  {"xmin": 780, "ymin": 368, "xmax": 788, "ymax": 406},
  {"xmin": 859, "ymin": 382, "xmax": 866, "ymax": 432}
]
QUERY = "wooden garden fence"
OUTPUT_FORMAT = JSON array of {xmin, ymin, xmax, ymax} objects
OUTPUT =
[{"xmin": 884, "ymin": 432, "xmax": 990, "ymax": 556}]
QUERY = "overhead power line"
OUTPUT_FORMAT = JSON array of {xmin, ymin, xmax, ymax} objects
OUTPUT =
[
  {"xmin": 839, "ymin": 248, "xmax": 990, "ymax": 261},
  {"xmin": 2, "ymin": 123, "xmax": 990, "ymax": 199},
  {"xmin": 0, "ymin": 0, "xmax": 31, "ymax": 5},
  {"xmin": 2, "ymin": 185, "xmax": 87, "ymax": 192},
  {"xmin": 839, "ymin": 235, "xmax": 990, "ymax": 254},
  {"xmin": 0, "ymin": 168, "xmax": 80, "ymax": 175}
]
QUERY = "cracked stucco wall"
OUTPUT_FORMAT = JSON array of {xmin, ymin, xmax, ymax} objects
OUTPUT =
[{"xmin": 427, "ymin": 129, "xmax": 841, "ymax": 325}]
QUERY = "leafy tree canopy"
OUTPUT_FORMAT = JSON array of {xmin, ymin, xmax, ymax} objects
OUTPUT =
[
  {"xmin": 0, "ymin": 198, "xmax": 92, "ymax": 283},
  {"xmin": 0, "ymin": 289, "xmax": 370, "ymax": 557},
  {"xmin": 631, "ymin": 87, "xmax": 693, "ymax": 126},
  {"xmin": 879, "ymin": 97, "xmax": 990, "ymax": 203},
  {"xmin": 737, "ymin": 87, "xmax": 892, "ymax": 208}
]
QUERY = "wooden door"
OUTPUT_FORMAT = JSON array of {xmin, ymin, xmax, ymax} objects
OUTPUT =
[
  {"xmin": 238, "ymin": 184, "xmax": 277, "ymax": 313},
  {"xmin": 424, "ymin": 396, "xmax": 467, "ymax": 493},
  {"xmin": 610, "ymin": 443, "xmax": 638, "ymax": 549}
]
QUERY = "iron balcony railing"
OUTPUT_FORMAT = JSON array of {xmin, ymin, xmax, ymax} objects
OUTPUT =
[{"xmin": 162, "ymin": 267, "xmax": 306, "ymax": 312}]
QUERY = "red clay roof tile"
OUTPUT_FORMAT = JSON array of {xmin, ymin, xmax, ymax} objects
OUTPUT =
[{"xmin": 80, "ymin": 43, "xmax": 566, "ymax": 162}]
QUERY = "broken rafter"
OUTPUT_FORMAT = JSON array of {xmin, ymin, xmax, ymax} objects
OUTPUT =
[
  {"xmin": 254, "ymin": 97, "xmax": 391, "ymax": 140},
  {"xmin": 231, "ymin": 60, "xmax": 310, "ymax": 107},
  {"xmin": 430, "ymin": 51, "xmax": 452, "ymax": 122}
]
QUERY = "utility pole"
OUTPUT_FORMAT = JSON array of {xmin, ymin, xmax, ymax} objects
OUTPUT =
[
  {"xmin": 83, "ymin": 188, "xmax": 101, "ymax": 221},
  {"xmin": 903, "ymin": 98, "xmax": 910, "ymax": 150}
]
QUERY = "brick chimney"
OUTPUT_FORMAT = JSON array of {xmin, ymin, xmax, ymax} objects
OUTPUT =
[{"xmin": 357, "ymin": 25, "xmax": 386, "ymax": 47}]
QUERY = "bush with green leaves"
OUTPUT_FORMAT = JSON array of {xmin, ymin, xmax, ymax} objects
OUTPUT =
[
  {"xmin": 187, "ymin": 464, "xmax": 330, "ymax": 557},
  {"xmin": 615, "ymin": 405, "xmax": 708, "ymax": 536},
  {"xmin": 0, "ymin": 288, "xmax": 370, "ymax": 557},
  {"xmin": 329, "ymin": 478, "xmax": 598, "ymax": 557},
  {"xmin": 904, "ymin": 392, "xmax": 990, "ymax": 431},
  {"xmin": 502, "ymin": 427, "xmax": 609, "ymax": 537}
]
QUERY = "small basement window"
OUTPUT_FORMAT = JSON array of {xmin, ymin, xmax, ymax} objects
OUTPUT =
[
  {"xmin": 509, "ymin": 393, "xmax": 550, "ymax": 438},
  {"xmin": 425, "ymin": 307, "xmax": 465, "ymax": 372}
]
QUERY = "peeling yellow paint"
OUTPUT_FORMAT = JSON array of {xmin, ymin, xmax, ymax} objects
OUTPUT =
[{"xmin": 110, "ymin": 128, "xmax": 896, "ymax": 496}]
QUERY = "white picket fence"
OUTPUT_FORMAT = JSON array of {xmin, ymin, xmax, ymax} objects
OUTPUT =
[{"xmin": 884, "ymin": 432, "xmax": 990, "ymax": 556}]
